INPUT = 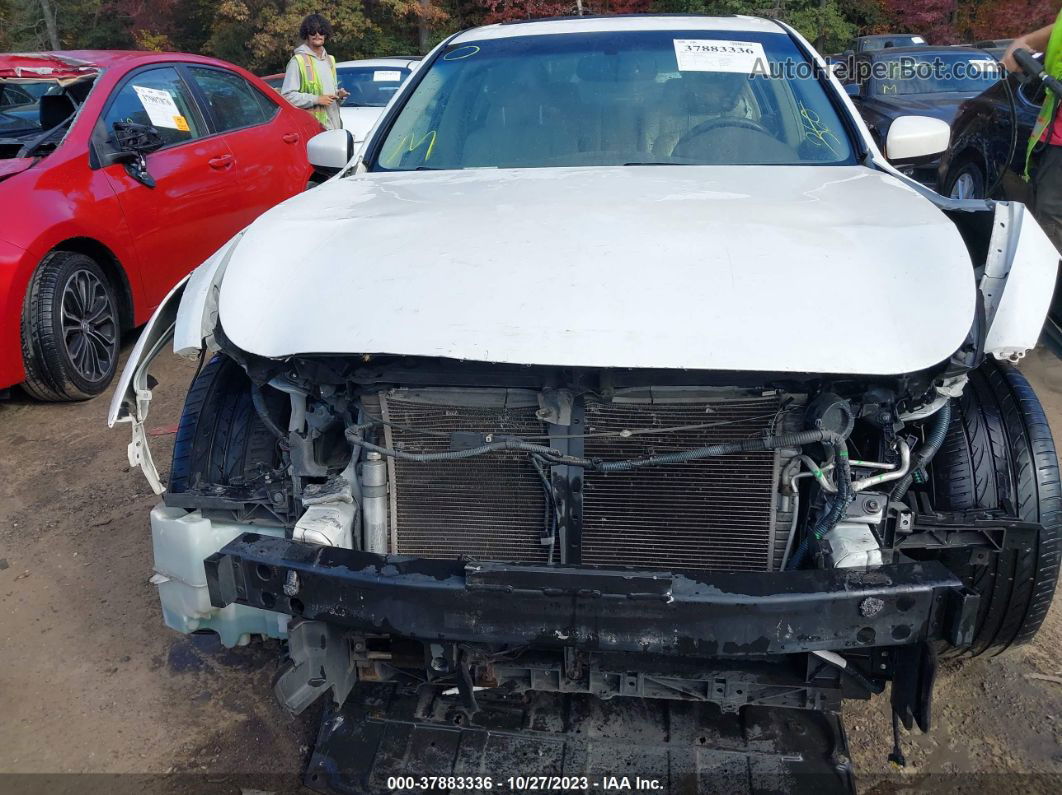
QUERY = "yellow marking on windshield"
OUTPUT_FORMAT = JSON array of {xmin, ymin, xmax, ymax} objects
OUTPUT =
[
  {"xmin": 382, "ymin": 129, "xmax": 437, "ymax": 166},
  {"xmin": 799, "ymin": 102, "xmax": 843, "ymax": 158},
  {"xmin": 443, "ymin": 45, "xmax": 480, "ymax": 61}
]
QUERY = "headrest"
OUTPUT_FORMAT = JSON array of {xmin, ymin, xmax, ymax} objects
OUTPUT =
[{"xmin": 39, "ymin": 93, "xmax": 75, "ymax": 129}]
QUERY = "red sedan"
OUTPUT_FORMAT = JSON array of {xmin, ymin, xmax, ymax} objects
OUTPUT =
[{"xmin": 0, "ymin": 51, "xmax": 322, "ymax": 400}]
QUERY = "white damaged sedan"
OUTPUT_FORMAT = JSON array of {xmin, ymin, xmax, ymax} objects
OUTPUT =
[{"xmin": 111, "ymin": 15, "xmax": 1059, "ymax": 776}]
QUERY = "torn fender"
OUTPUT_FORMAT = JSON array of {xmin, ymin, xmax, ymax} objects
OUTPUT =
[
  {"xmin": 107, "ymin": 277, "xmax": 187, "ymax": 494},
  {"xmin": 174, "ymin": 232, "xmax": 244, "ymax": 356},
  {"xmin": 107, "ymin": 234, "xmax": 245, "ymax": 493},
  {"xmin": 982, "ymin": 202, "xmax": 1060, "ymax": 361}
]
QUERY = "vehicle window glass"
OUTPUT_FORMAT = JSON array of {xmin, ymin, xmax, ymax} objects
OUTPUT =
[
  {"xmin": 1, "ymin": 84, "xmax": 37, "ymax": 106},
  {"xmin": 375, "ymin": 30, "xmax": 855, "ymax": 171},
  {"xmin": 101, "ymin": 66, "xmax": 201, "ymax": 147},
  {"xmin": 187, "ymin": 66, "xmax": 276, "ymax": 131},
  {"xmin": 870, "ymin": 53, "xmax": 1003, "ymax": 96},
  {"xmin": 337, "ymin": 66, "xmax": 412, "ymax": 107}
]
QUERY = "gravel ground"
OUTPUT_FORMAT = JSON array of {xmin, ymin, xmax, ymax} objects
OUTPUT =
[{"xmin": 1, "ymin": 344, "xmax": 1060, "ymax": 793}]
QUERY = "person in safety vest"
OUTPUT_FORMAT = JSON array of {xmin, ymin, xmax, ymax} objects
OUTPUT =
[
  {"xmin": 1004, "ymin": 14, "xmax": 1062, "ymax": 251},
  {"xmin": 280, "ymin": 13, "xmax": 347, "ymax": 131}
]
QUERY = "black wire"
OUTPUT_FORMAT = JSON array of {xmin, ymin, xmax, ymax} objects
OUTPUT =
[
  {"xmin": 986, "ymin": 70, "xmax": 1018, "ymax": 199},
  {"xmin": 529, "ymin": 454, "xmax": 558, "ymax": 557}
]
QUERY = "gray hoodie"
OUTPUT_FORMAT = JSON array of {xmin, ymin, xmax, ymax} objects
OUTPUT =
[{"xmin": 281, "ymin": 43, "xmax": 343, "ymax": 131}]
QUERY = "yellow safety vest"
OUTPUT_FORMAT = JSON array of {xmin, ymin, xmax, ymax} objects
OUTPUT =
[
  {"xmin": 295, "ymin": 52, "xmax": 337, "ymax": 126},
  {"xmin": 1025, "ymin": 8, "xmax": 1062, "ymax": 180}
]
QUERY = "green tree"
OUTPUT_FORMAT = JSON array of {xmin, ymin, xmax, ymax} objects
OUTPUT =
[{"xmin": 205, "ymin": 0, "xmax": 403, "ymax": 72}]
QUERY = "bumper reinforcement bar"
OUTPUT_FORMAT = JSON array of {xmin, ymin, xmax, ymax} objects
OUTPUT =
[{"xmin": 206, "ymin": 534, "xmax": 977, "ymax": 655}]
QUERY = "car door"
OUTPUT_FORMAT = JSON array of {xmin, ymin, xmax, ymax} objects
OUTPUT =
[
  {"xmin": 94, "ymin": 64, "xmax": 243, "ymax": 311},
  {"xmin": 183, "ymin": 65, "xmax": 309, "ymax": 221}
]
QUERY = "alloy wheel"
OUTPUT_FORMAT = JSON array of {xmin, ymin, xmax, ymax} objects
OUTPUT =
[
  {"xmin": 949, "ymin": 172, "xmax": 979, "ymax": 200},
  {"xmin": 61, "ymin": 268, "xmax": 118, "ymax": 383}
]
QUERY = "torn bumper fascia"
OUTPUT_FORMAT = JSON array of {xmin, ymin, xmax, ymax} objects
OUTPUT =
[
  {"xmin": 106, "ymin": 277, "xmax": 187, "ymax": 494},
  {"xmin": 206, "ymin": 534, "xmax": 979, "ymax": 657},
  {"xmin": 107, "ymin": 235, "xmax": 244, "ymax": 493},
  {"xmin": 981, "ymin": 202, "xmax": 1060, "ymax": 361}
]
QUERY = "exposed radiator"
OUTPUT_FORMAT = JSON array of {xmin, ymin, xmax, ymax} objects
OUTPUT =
[
  {"xmin": 581, "ymin": 396, "xmax": 783, "ymax": 572},
  {"xmin": 365, "ymin": 390, "xmax": 549, "ymax": 564},
  {"xmin": 361, "ymin": 390, "xmax": 788, "ymax": 572}
]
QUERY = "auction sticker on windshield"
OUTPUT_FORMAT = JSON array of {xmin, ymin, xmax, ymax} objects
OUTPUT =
[
  {"xmin": 373, "ymin": 70, "xmax": 402, "ymax": 82},
  {"xmin": 132, "ymin": 85, "xmax": 185, "ymax": 129},
  {"xmin": 673, "ymin": 39, "xmax": 767, "ymax": 73}
]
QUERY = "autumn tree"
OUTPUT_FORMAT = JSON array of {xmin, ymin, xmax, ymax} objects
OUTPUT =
[{"xmin": 957, "ymin": 0, "xmax": 1057, "ymax": 42}]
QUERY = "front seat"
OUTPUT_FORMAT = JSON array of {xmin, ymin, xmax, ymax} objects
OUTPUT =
[{"xmin": 647, "ymin": 73, "xmax": 750, "ymax": 159}]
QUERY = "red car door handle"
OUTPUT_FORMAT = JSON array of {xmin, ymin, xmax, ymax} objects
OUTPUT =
[
  {"xmin": 282, "ymin": 133, "xmax": 300, "ymax": 144},
  {"xmin": 208, "ymin": 154, "xmax": 234, "ymax": 170}
]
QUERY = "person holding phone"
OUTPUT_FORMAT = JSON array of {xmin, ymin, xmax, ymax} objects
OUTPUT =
[{"xmin": 281, "ymin": 13, "xmax": 348, "ymax": 130}]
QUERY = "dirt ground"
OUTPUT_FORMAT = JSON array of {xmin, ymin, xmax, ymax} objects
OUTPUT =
[{"xmin": 1, "ymin": 344, "xmax": 1060, "ymax": 793}]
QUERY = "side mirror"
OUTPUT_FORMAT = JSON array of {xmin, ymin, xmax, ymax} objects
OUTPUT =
[
  {"xmin": 885, "ymin": 115, "xmax": 951, "ymax": 164},
  {"xmin": 307, "ymin": 129, "xmax": 355, "ymax": 172},
  {"xmin": 844, "ymin": 83, "xmax": 862, "ymax": 98},
  {"xmin": 106, "ymin": 121, "xmax": 163, "ymax": 159},
  {"xmin": 103, "ymin": 121, "xmax": 164, "ymax": 187}
]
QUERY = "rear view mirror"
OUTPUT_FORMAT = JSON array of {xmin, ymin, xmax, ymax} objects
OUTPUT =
[{"xmin": 885, "ymin": 115, "xmax": 951, "ymax": 164}]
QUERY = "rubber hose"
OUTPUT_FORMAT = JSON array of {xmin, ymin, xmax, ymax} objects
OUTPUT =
[
  {"xmin": 345, "ymin": 428, "xmax": 848, "ymax": 472},
  {"xmin": 786, "ymin": 448, "xmax": 852, "ymax": 570},
  {"xmin": 889, "ymin": 400, "xmax": 952, "ymax": 502},
  {"xmin": 251, "ymin": 384, "xmax": 286, "ymax": 440}
]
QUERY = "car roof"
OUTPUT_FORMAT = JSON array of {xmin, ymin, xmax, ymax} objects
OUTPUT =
[
  {"xmin": 335, "ymin": 57, "xmax": 419, "ymax": 69},
  {"xmin": 450, "ymin": 15, "xmax": 785, "ymax": 44},
  {"xmin": 865, "ymin": 45, "xmax": 989, "ymax": 58},
  {"xmin": 0, "ymin": 50, "xmax": 246, "ymax": 72},
  {"xmin": 859, "ymin": 34, "xmax": 922, "ymax": 41}
]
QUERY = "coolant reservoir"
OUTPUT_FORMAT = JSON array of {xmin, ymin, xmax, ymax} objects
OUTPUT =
[{"xmin": 149, "ymin": 504, "xmax": 288, "ymax": 646}]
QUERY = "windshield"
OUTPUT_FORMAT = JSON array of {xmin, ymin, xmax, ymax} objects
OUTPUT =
[
  {"xmin": 374, "ymin": 30, "xmax": 855, "ymax": 171},
  {"xmin": 337, "ymin": 66, "xmax": 412, "ymax": 107},
  {"xmin": 872, "ymin": 53, "xmax": 1003, "ymax": 95}
]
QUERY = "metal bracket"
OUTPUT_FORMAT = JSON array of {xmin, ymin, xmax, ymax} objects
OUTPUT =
[{"xmin": 274, "ymin": 619, "xmax": 357, "ymax": 715}]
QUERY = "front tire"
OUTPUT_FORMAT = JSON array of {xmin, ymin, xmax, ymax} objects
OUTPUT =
[
  {"xmin": 931, "ymin": 359, "xmax": 1061, "ymax": 656},
  {"xmin": 945, "ymin": 160, "xmax": 986, "ymax": 200},
  {"xmin": 170, "ymin": 355, "xmax": 284, "ymax": 494},
  {"xmin": 20, "ymin": 251, "xmax": 120, "ymax": 401}
]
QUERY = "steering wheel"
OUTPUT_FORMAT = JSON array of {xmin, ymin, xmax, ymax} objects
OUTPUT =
[{"xmin": 674, "ymin": 116, "xmax": 774, "ymax": 153}]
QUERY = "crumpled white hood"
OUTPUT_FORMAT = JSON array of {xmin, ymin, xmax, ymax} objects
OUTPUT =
[{"xmin": 218, "ymin": 165, "xmax": 976, "ymax": 375}]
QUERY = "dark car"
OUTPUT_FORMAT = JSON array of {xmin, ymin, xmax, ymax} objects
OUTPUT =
[
  {"xmin": 849, "ymin": 33, "xmax": 927, "ymax": 54},
  {"xmin": 937, "ymin": 60, "xmax": 1062, "ymax": 351},
  {"xmin": 841, "ymin": 46, "xmax": 1004, "ymax": 186},
  {"xmin": 937, "ymin": 68, "xmax": 1040, "ymax": 202}
]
